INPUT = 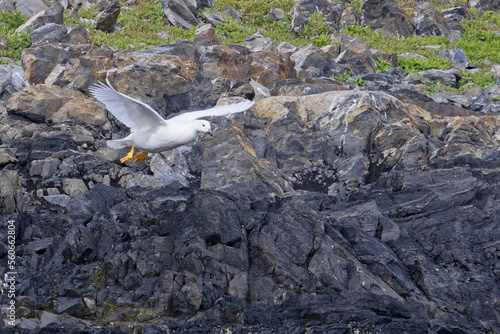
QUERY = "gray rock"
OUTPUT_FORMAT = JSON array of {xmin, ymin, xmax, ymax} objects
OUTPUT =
[
  {"xmin": 435, "ymin": 47, "xmax": 469, "ymax": 70},
  {"xmin": 31, "ymin": 23, "xmax": 89, "ymax": 46},
  {"xmin": 0, "ymin": 64, "xmax": 29, "ymax": 102},
  {"xmin": 15, "ymin": 0, "xmax": 48, "ymax": 18},
  {"xmin": 268, "ymin": 7, "xmax": 285, "ymax": 21},
  {"xmin": 418, "ymin": 68, "xmax": 462, "ymax": 87},
  {"xmin": 62, "ymin": 178, "xmax": 88, "ymax": 197},
  {"xmin": 470, "ymin": 0, "xmax": 500, "ymax": 10},
  {"xmin": 95, "ymin": 0, "xmax": 120, "ymax": 33},
  {"xmin": 415, "ymin": 9, "xmax": 450, "ymax": 39},
  {"xmin": 340, "ymin": 6, "xmax": 360, "ymax": 26},
  {"xmin": 202, "ymin": 10, "xmax": 226, "ymax": 26},
  {"xmin": 0, "ymin": 0, "xmax": 15, "ymax": 13},
  {"xmin": 244, "ymin": 32, "xmax": 278, "ymax": 53},
  {"xmin": 362, "ymin": 0, "xmax": 415, "ymax": 37},
  {"xmin": 194, "ymin": 24, "xmax": 221, "ymax": 46},
  {"xmin": 39, "ymin": 311, "xmax": 59, "ymax": 327},
  {"xmin": 16, "ymin": 2, "xmax": 64, "ymax": 33},
  {"xmin": 0, "ymin": 169, "xmax": 21, "ymax": 214},
  {"xmin": 161, "ymin": 0, "xmax": 199, "ymax": 29},
  {"xmin": 221, "ymin": 5, "xmax": 241, "ymax": 22},
  {"xmin": 43, "ymin": 194, "xmax": 71, "ymax": 208}
]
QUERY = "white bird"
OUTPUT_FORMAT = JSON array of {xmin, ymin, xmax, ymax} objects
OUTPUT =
[{"xmin": 89, "ymin": 79, "xmax": 255, "ymax": 163}]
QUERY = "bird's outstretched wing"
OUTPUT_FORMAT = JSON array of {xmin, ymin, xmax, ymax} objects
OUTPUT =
[
  {"xmin": 170, "ymin": 100, "xmax": 255, "ymax": 122},
  {"xmin": 89, "ymin": 78, "xmax": 167, "ymax": 131}
]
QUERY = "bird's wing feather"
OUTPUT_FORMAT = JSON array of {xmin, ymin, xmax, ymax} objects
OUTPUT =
[
  {"xmin": 88, "ymin": 78, "xmax": 167, "ymax": 131},
  {"xmin": 170, "ymin": 100, "xmax": 255, "ymax": 122}
]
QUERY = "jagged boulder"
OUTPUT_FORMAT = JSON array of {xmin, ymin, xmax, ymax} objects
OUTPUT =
[{"xmin": 362, "ymin": 0, "xmax": 415, "ymax": 37}]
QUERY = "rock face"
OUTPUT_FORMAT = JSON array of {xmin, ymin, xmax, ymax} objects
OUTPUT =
[
  {"xmin": 362, "ymin": 0, "xmax": 415, "ymax": 37},
  {"xmin": 1, "ymin": 1, "xmax": 500, "ymax": 334}
]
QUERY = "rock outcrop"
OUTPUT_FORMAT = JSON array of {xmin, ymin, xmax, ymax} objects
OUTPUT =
[{"xmin": 0, "ymin": 1, "xmax": 500, "ymax": 333}]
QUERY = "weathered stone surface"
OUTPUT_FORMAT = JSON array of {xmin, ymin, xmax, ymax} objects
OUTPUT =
[
  {"xmin": 244, "ymin": 32, "xmax": 278, "ymax": 53},
  {"xmin": 15, "ymin": 2, "xmax": 64, "ymax": 33},
  {"xmin": 194, "ymin": 24, "xmax": 221, "ymax": 46},
  {"xmin": 0, "ymin": 169, "xmax": 22, "ymax": 213},
  {"xmin": 340, "ymin": 6, "xmax": 360, "ymax": 26},
  {"xmin": 6, "ymin": 84, "xmax": 82, "ymax": 123},
  {"xmin": 418, "ymin": 68, "xmax": 462, "ymax": 88},
  {"xmin": 336, "ymin": 36, "xmax": 378, "ymax": 75},
  {"xmin": 436, "ymin": 47, "xmax": 469, "ymax": 70},
  {"xmin": 161, "ymin": 0, "xmax": 199, "ymax": 29},
  {"xmin": 415, "ymin": 9, "xmax": 450, "ymax": 39},
  {"xmin": 0, "ymin": 64, "xmax": 29, "ymax": 101},
  {"xmin": 31, "ymin": 23, "xmax": 89, "ymax": 46},
  {"xmin": 362, "ymin": 0, "xmax": 415, "ymax": 37},
  {"xmin": 15, "ymin": 0, "xmax": 48, "ymax": 18},
  {"xmin": 2, "ymin": 10, "xmax": 500, "ymax": 334},
  {"xmin": 250, "ymin": 51, "xmax": 296, "ymax": 87},
  {"xmin": 95, "ymin": 0, "xmax": 120, "ymax": 33},
  {"xmin": 470, "ymin": 0, "xmax": 500, "ymax": 10},
  {"xmin": 22, "ymin": 43, "xmax": 113, "ymax": 86}
]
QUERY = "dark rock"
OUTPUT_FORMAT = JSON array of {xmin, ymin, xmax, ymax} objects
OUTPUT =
[
  {"xmin": 31, "ymin": 23, "xmax": 90, "ymax": 46},
  {"xmin": 268, "ymin": 8, "xmax": 285, "ymax": 21},
  {"xmin": 15, "ymin": 0, "xmax": 48, "ymax": 18},
  {"xmin": 21, "ymin": 43, "xmax": 113, "ymax": 86},
  {"xmin": 221, "ymin": 5, "xmax": 241, "ymax": 22},
  {"xmin": 15, "ymin": 2, "xmax": 64, "ymax": 33},
  {"xmin": 0, "ymin": 64, "xmax": 29, "ymax": 102},
  {"xmin": 96, "ymin": 0, "xmax": 121, "ymax": 33},
  {"xmin": 435, "ymin": 47, "xmax": 469, "ymax": 70},
  {"xmin": 362, "ymin": 0, "xmax": 415, "ymax": 37},
  {"xmin": 340, "ymin": 6, "xmax": 360, "ymax": 26},
  {"xmin": 336, "ymin": 36, "xmax": 378, "ymax": 75},
  {"xmin": 160, "ymin": 0, "xmax": 200, "ymax": 29},
  {"xmin": 418, "ymin": 68, "xmax": 462, "ymax": 88},
  {"xmin": 441, "ymin": 6, "xmax": 474, "ymax": 41},
  {"xmin": 415, "ymin": 9, "xmax": 451, "ymax": 39},
  {"xmin": 195, "ymin": 24, "xmax": 221, "ymax": 46},
  {"xmin": 201, "ymin": 10, "xmax": 226, "ymax": 26},
  {"xmin": 244, "ymin": 32, "xmax": 278, "ymax": 53},
  {"xmin": 6, "ymin": 84, "xmax": 83, "ymax": 123},
  {"xmin": 250, "ymin": 51, "xmax": 296, "ymax": 87},
  {"xmin": 2, "ymin": 15, "xmax": 500, "ymax": 334},
  {"xmin": 470, "ymin": 0, "xmax": 500, "ymax": 11}
]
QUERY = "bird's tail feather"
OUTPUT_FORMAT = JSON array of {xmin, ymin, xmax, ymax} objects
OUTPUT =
[{"xmin": 107, "ymin": 139, "xmax": 128, "ymax": 149}]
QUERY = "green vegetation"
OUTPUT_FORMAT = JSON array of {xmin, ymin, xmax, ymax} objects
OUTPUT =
[
  {"xmin": 1, "ymin": 0, "xmax": 500, "ymax": 91},
  {"xmin": 64, "ymin": 1, "xmax": 195, "ymax": 49},
  {"xmin": 0, "ymin": 10, "xmax": 31, "ymax": 61}
]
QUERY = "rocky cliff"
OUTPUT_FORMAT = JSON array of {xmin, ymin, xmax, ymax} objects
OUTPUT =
[{"xmin": 0, "ymin": 0, "xmax": 499, "ymax": 333}]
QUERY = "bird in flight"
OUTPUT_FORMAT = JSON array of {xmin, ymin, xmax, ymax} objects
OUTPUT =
[{"xmin": 89, "ymin": 79, "xmax": 255, "ymax": 163}]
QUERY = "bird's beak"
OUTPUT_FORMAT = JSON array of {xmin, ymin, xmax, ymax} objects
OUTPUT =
[{"xmin": 207, "ymin": 130, "xmax": 213, "ymax": 136}]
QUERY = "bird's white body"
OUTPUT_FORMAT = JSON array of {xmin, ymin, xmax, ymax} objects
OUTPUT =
[
  {"xmin": 88, "ymin": 79, "xmax": 255, "ymax": 162},
  {"xmin": 109, "ymin": 120, "xmax": 201, "ymax": 153}
]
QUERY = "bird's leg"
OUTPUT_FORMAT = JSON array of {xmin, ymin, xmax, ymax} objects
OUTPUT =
[
  {"xmin": 133, "ymin": 151, "xmax": 149, "ymax": 162},
  {"xmin": 120, "ymin": 145, "xmax": 135, "ymax": 163}
]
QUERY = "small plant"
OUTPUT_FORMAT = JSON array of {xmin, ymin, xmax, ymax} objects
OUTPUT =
[
  {"xmin": 377, "ymin": 57, "xmax": 392, "ymax": 73},
  {"xmin": 351, "ymin": 76, "xmax": 366, "ymax": 87},
  {"xmin": 398, "ymin": 56, "xmax": 450, "ymax": 75},
  {"xmin": 0, "ymin": 10, "xmax": 31, "ymax": 61},
  {"xmin": 332, "ymin": 71, "xmax": 352, "ymax": 83},
  {"xmin": 311, "ymin": 35, "xmax": 331, "ymax": 48},
  {"xmin": 302, "ymin": 12, "xmax": 333, "ymax": 39}
]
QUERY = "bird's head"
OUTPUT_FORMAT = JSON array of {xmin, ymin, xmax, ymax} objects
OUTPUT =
[{"xmin": 193, "ymin": 120, "xmax": 212, "ymax": 135}]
